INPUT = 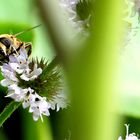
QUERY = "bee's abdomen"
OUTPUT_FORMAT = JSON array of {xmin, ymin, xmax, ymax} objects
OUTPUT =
[{"xmin": 0, "ymin": 37, "xmax": 12, "ymax": 48}]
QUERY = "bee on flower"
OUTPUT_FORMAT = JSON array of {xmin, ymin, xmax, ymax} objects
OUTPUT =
[{"xmin": 0, "ymin": 48, "xmax": 68, "ymax": 121}]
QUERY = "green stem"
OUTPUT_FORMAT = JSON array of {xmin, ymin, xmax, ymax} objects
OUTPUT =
[
  {"xmin": 37, "ymin": 0, "xmax": 70, "ymax": 66},
  {"xmin": 0, "ymin": 101, "xmax": 21, "ymax": 127}
]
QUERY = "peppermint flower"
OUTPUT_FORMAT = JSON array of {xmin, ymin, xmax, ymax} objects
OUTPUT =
[
  {"xmin": 59, "ymin": 0, "xmax": 92, "ymax": 35},
  {"xmin": 0, "ymin": 48, "xmax": 68, "ymax": 121},
  {"xmin": 124, "ymin": 0, "xmax": 140, "ymax": 45},
  {"xmin": 29, "ymin": 93, "xmax": 50, "ymax": 121},
  {"xmin": 5, "ymin": 84, "xmax": 28, "ymax": 102},
  {"xmin": 20, "ymin": 63, "xmax": 42, "ymax": 81},
  {"xmin": 118, "ymin": 124, "xmax": 139, "ymax": 140}
]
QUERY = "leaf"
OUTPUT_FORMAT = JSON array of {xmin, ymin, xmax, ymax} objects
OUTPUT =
[{"xmin": 0, "ymin": 101, "xmax": 21, "ymax": 127}]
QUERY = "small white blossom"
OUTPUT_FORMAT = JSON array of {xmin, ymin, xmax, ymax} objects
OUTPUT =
[
  {"xmin": 20, "ymin": 63, "xmax": 42, "ymax": 81},
  {"xmin": 1, "ymin": 67, "xmax": 18, "ymax": 87},
  {"xmin": 9, "ymin": 48, "xmax": 29, "ymax": 73},
  {"xmin": 118, "ymin": 124, "xmax": 139, "ymax": 140},
  {"xmin": 29, "ymin": 93, "xmax": 50, "ymax": 121},
  {"xmin": 22, "ymin": 88, "xmax": 35, "ymax": 108},
  {"xmin": 1, "ymin": 63, "xmax": 18, "ymax": 82},
  {"xmin": 5, "ymin": 84, "xmax": 28, "ymax": 102}
]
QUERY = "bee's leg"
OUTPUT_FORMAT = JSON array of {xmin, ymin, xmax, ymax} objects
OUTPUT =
[
  {"xmin": 25, "ymin": 42, "xmax": 32, "ymax": 56},
  {"xmin": 10, "ymin": 45, "xmax": 19, "ymax": 55},
  {"xmin": 0, "ymin": 55, "xmax": 9, "ymax": 65}
]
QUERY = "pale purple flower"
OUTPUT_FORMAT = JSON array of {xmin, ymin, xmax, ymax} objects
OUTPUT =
[
  {"xmin": 0, "ymin": 48, "xmax": 68, "ymax": 121},
  {"xmin": 118, "ymin": 124, "xmax": 139, "ymax": 140},
  {"xmin": 8, "ymin": 48, "xmax": 30, "ymax": 74},
  {"xmin": 29, "ymin": 93, "xmax": 50, "ymax": 121},
  {"xmin": 5, "ymin": 84, "xmax": 28, "ymax": 102},
  {"xmin": 22, "ymin": 88, "xmax": 35, "ymax": 108},
  {"xmin": 20, "ymin": 63, "xmax": 42, "ymax": 81}
]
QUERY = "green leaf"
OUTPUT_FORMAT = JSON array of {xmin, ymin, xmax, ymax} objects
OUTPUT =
[{"xmin": 0, "ymin": 101, "xmax": 21, "ymax": 127}]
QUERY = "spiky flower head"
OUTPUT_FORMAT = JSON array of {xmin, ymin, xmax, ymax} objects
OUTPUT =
[
  {"xmin": 59, "ymin": 0, "xmax": 92, "ymax": 36},
  {"xmin": 0, "ymin": 48, "xmax": 68, "ymax": 121}
]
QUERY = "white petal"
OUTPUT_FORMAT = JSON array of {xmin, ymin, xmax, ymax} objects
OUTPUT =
[
  {"xmin": 49, "ymin": 101, "xmax": 55, "ymax": 110},
  {"xmin": 118, "ymin": 136, "xmax": 122, "ymax": 140},
  {"xmin": 43, "ymin": 109, "xmax": 50, "ymax": 116},
  {"xmin": 9, "ymin": 63, "xmax": 23, "ymax": 74},
  {"xmin": 1, "ymin": 79, "xmax": 12, "ymax": 86},
  {"xmin": 5, "ymin": 90, "xmax": 15, "ymax": 98},
  {"xmin": 29, "ymin": 107, "xmax": 34, "ymax": 113},
  {"xmin": 9, "ymin": 55, "xmax": 18, "ymax": 63},
  {"xmin": 29, "ymin": 75, "xmax": 37, "ymax": 80},
  {"xmin": 22, "ymin": 101, "xmax": 30, "ymax": 108},
  {"xmin": 126, "ymin": 135, "xmax": 139, "ymax": 140},
  {"xmin": 33, "ymin": 112, "xmax": 40, "ymax": 121},
  {"xmin": 19, "ymin": 48, "xmax": 28, "ymax": 60},
  {"xmin": 34, "ymin": 68, "xmax": 42, "ymax": 76},
  {"xmin": 20, "ymin": 74, "xmax": 30, "ymax": 81}
]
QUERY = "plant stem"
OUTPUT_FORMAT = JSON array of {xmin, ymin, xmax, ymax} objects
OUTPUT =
[
  {"xmin": 36, "ymin": 0, "xmax": 70, "ymax": 67},
  {"xmin": 0, "ymin": 101, "xmax": 21, "ymax": 127}
]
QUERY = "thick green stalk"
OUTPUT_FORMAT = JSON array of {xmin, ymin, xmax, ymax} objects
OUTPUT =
[
  {"xmin": 36, "ymin": 0, "xmax": 123, "ymax": 140},
  {"xmin": 70, "ymin": 1, "xmax": 123, "ymax": 140}
]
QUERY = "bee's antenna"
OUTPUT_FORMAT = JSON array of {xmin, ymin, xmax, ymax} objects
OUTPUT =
[{"xmin": 14, "ymin": 24, "xmax": 41, "ymax": 37}]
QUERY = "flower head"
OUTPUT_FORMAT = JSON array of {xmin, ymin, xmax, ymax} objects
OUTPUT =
[
  {"xmin": 123, "ymin": 0, "xmax": 140, "ymax": 45},
  {"xmin": 118, "ymin": 124, "xmax": 139, "ymax": 140},
  {"xmin": 0, "ymin": 48, "xmax": 68, "ymax": 121},
  {"xmin": 59, "ymin": 0, "xmax": 92, "ymax": 36}
]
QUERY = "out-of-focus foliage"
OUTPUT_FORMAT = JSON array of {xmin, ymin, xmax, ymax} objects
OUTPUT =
[
  {"xmin": 0, "ymin": 0, "xmax": 53, "ymax": 140},
  {"xmin": 76, "ymin": 0, "xmax": 92, "ymax": 20},
  {"xmin": 118, "ymin": 0, "xmax": 140, "ymax": 118},
  {"xmin": 21, "ymin": 109, "xmax": 52, "ymax": 140}
]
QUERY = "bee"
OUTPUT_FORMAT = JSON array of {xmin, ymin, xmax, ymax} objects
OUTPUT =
[{"xmin": 0, "ymin": 25, "xmax": 40, "ymax": 64}]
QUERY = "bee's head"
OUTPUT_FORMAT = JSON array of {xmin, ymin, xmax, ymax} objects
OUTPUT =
[
  {"xmin": 0, "ymin": 34, "xmax": 14, "ymax": 56},
  {"xmin": 0, "ymin": 34, "xmax": 19, "ymax": 56}
]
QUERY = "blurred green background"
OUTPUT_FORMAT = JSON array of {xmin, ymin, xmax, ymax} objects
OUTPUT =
[
  {"xmin": 0, "ymin": 0, "xmax": 140, "ymax": 140},
  {"xmin": 0, "ymin": 0, "xmax": 56, "ymax": 140}
]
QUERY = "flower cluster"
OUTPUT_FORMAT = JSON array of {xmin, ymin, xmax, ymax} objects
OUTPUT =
[
  {"xmin": 118, "ymin": 124, "xmax": 139, "ymax": 140},
  {"xmin": 124, "ymin": 0, "xmax": 140, "ymax": 45},
  {"xmin": 0, "ymin": 48, "xmax": 67, "ymax": 121},
  {"xmin": 59, "ymin": 0, "xmax": 91, "ymax": 35}
]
